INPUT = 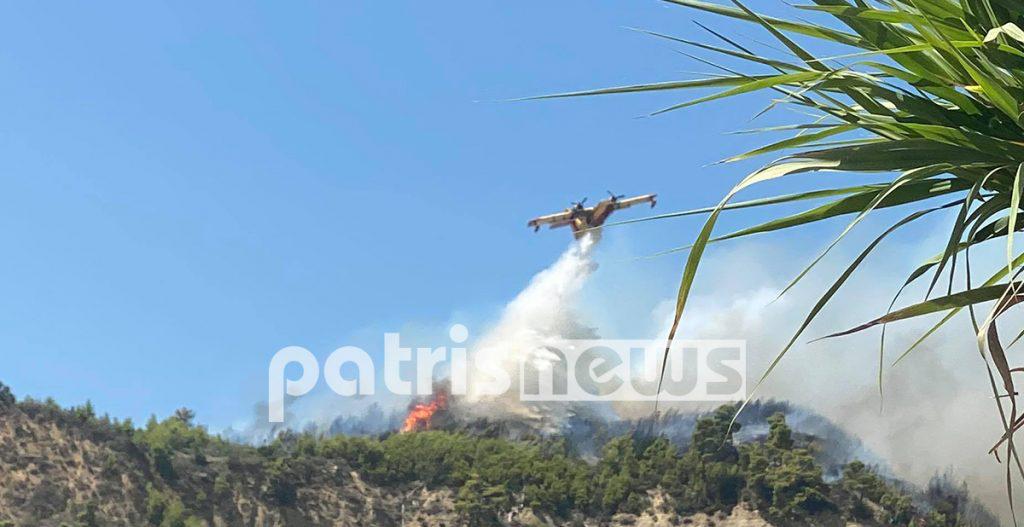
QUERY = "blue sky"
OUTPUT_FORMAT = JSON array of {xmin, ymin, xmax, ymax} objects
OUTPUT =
[{"xmin": 0, "ymin": 2, "xmax": 940, "ymax": 428}]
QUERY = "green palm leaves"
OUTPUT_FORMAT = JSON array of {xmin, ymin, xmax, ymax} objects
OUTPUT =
[{"xmin": 541, "ymin": 0, "xmax": 1024, "ymax": 488}]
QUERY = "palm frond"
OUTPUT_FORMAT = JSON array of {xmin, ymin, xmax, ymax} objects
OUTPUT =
[{"xmin": 545, "ymin": 0, "xmax": 1024, "ymax": 487}]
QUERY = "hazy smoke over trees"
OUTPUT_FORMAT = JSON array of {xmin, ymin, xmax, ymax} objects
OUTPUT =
[{"xmin": 242, "ymin": 227, "xmax": 1017, "ymax": 520}]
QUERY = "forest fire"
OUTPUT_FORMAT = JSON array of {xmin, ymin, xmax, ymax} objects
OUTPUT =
[{"xmin": 400, "ymin": 391, "xmax": 448, "ymax": 433}]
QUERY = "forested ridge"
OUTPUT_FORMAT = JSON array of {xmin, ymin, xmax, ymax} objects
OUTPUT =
[{"xmin": 0, "ymin": 382, "xmax": 995, "ymax": 526}]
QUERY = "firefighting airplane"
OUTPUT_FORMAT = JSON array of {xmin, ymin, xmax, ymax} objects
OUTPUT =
[{"xmin": 528, "ymin": 192, "xmax": 657, "ymax": 239}]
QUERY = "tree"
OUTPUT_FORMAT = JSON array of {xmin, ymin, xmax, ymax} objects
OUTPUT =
[
  {"xmin": 765, "ymin": 413, "xmax": 793, "ymax": 451},
  {"xmin": 73, "ymin": 400, "xmax": 95, "ymax": 423},
  {"xmin": 145, "ymin": 485, "xmax": 202, "ymax": 527},
  {"xmin": 638, "ymin": 436, "xmax": 679, "ymax": 489},
  {"xmin": 742, "ymin": 413, "xmax": 829, "ymax": 523},
  {"xmin": 135, "ymin": 413, "xmax": 211, "ymax": 481},
  {"xmin": 548, "ymin": 0, "xmax": 1024, "ymax": 477},
  {"xmin": 676, "ymin": 406, "xmax": 744, "ymax": 513},
  {"xmin": 456, "ymin": 473, "xmax": 494, "ymax": 526},
  {"xmin": 592, "ymin": 435, "xmax": 648, "ymax": 514},
  {"xmin": 687, "ymin": 405, "xmax": 741, "ymax": 465},
  {"xmin": 172, "ymin": 407, "xmax": 195, "ymax": 426},
  {"xmin": 0, "ymin": 382, "xmax": 14, "ymax": 407}
]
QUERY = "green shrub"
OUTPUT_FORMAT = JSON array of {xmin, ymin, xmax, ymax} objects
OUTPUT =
[
  {"xmin": 144, "ymin": 484, "xmax": 202, "ymax": 527},
  {"xmin": 0, "ymin": 382, "xmax": 14, "ymax": 407}
]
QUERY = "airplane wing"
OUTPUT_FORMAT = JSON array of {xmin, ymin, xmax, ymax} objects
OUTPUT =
[
  {"xmin": 527, "ymin": 211, "xmax": 574, "ymax": 231},
  {"xmin": 613, "ymin": 194, "xmax": 657, "ymax": 210}
]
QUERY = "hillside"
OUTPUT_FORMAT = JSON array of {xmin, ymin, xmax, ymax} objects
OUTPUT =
[{"xmin": 0, "ymin": 382, "xmax": 998, "ymax": 527}]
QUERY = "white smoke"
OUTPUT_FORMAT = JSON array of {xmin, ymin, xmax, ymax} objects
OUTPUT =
[
  {"xmin": 642, "ymin": 237, "xmax": 1022, "ymax": 523},
  {"xmin": 464, "ymin": 233, "xmax": 600, "ymax": 429},
  {"xmin": 457, "ymin": 225, "xmax": 1019, "ymax": 520},
  {"xmin": 230, "ymin": 209, "xmax": 1015, "ymax": 521}
]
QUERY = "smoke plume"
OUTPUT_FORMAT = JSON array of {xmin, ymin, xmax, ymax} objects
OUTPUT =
[
  {"xmin": 463, "ymin": 233, "xmax": 600, "ymax": 431},
  {"xmin": 236, "ymin": 220, "xmax": 1015, "ymax": 520},
  {"xmin": 456, "ymin": 228, "xmax": 1018, "ymax": 520},
  {"xmin": 649, "ymin": 238, "xmax": 1022, "ymax": 522}
]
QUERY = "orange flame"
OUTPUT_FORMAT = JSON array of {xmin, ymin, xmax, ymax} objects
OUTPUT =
[{"xmin": 401, "ymin": 391, "xmax": 448, "ymax": 433}]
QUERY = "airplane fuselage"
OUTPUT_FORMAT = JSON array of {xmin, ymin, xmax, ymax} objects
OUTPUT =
[
  {"xmin": 568, "ymin": 200, "xmax": 616, "ymax": 238},
  {"xmin": 527, "ymin": 193, "xmax": 657, "ymax": 239}
]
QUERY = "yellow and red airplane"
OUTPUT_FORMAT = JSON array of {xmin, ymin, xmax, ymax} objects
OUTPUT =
[{"xmin": 528, "ymin": 192, "xmax": 656, "ymax": 239}]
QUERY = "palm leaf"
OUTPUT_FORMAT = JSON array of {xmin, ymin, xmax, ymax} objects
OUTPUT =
[{"xmin": 544, "ymin": 0, "xmax": 1024, "ymax": 491}]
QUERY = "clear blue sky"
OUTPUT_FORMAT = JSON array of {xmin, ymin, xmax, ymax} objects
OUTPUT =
[{"xmin": 0, "ymin": 2, "xmax": 930, "ymax": 428}]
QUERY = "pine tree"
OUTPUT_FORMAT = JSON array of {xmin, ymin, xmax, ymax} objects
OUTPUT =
[{"xmin": 456, "ymin": 473, "xmax": 493, "ymax": 527}]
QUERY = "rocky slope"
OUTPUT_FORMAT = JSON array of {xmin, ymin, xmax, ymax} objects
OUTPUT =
[
  {"xmin": 0, "ymin": 398, "xmax": 419, "ymax": 526},
  {"xmin": 0, "ymin": 397, "xmax": 781, "ymax": 527},
  {"xmin": 0, "ymin": 385, "xmax": 997, "ymax": 527}
]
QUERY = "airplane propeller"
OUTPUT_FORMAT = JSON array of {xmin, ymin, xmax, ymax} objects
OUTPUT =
[
  {"xmin": 571, "ymin": 197, "xmax": 588, "ymax": 208},
  {"xmin": 607, "ymin": 190, "xmax": 625, "ymax": 200}
]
